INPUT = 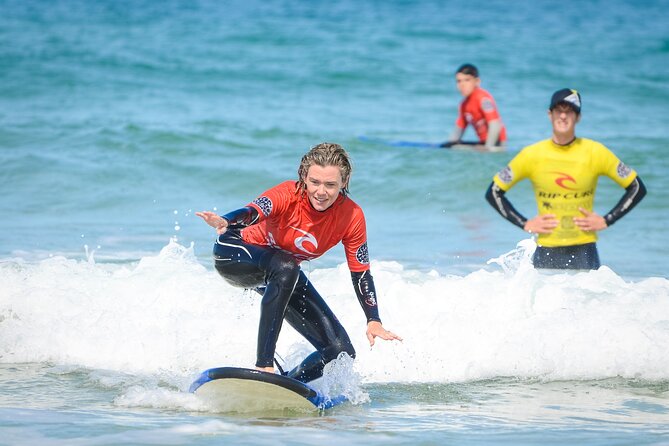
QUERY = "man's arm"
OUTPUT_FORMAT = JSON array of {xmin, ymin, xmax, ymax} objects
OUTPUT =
[
  {"xmin": 484, "ymin": 182, "xmax": 528, "ymax": 229},
  {"xmin": 604, "ymin": 177, "xmax": 647, "ymax": 226},
  {"xmin": 441, "ymin": 126, "xmax": 464, "ymax": 148},
  {"xmin": 484, "ymin": 120, "xmax": 502, "ymax": 148},
  {"xmin": 485, "ymin": 182, "xmax": 559, "ymax": 233},
  {"xmin": 573, "ymin": 177, "xmax": 648, "ymax": 232},
  {"xmin": 574, "ymin": 142, "xmax": 648, "ymax": 231}
]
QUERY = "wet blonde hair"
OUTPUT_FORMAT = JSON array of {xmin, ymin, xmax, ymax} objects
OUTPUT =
[{"xmin": 297, "ymin": 142, "xmax": 352, "ymax": 196}]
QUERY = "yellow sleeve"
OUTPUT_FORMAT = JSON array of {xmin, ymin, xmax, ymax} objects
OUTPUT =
[
  {"xmin": 592, "ymin": 142, "xmax": 637, "ymax": 188},
  {"xmin": 492, "ymin": 145, "xmax": 533, "ymax": 191}
]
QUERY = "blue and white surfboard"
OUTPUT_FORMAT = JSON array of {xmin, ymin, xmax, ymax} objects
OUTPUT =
[{"xmin": 190, "ymin": 367, "xmax": 347, "ymax": 412}]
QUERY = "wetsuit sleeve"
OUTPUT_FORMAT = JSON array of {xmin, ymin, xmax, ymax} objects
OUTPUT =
[
  {"xmin": 488, "ymin": 151, "xmax": 531, "ymax": 229},
  {"xmin": 604, "ymin": 176, "xmax": 647, "ymax": 226},
  {"xmin": 485, "ymin": 182, "xmax": 528, "ymax": 230},
  {"xmin": 221, "ymin": 206, "xmax": 260, "ymax": 228},
  {"xmin": 350, "ymin": 270, "xmax": 381, "ymax": 323}
]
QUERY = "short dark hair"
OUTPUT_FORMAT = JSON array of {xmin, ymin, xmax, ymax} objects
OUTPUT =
[{"xmin": 456, "ymin": 63, "xmax": 479, "ymax": 78}]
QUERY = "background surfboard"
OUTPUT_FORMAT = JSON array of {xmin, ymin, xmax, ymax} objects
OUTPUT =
[{"xmin": 357, "ymin": 135, "xmax": 505, "ymax": 152}]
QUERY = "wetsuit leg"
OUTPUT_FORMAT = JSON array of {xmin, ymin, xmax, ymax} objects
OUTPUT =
[
  {"xmin": 283, "ymin": 272, "xmax": 355, "ymax": 383},
  {"xmin": 213, "ymin": 232, "xmax": 301, "ymax": 368},
  {"xmin": 254, "ymin": 251, "xmax": 301, "ymax": 368},
  {"xmin": 532, "ymin": 242, "xmax": 601, "ymax": 270}
]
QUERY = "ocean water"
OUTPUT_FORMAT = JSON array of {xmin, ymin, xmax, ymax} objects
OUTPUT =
[{"xmin": 1, "ymin": 0, "xmax": 669, "ymax": 444}]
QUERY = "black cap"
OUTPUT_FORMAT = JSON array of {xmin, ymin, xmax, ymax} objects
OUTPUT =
[{"xmin": 549, "ymin": 88, "xmax": 581, "ymax": 114}]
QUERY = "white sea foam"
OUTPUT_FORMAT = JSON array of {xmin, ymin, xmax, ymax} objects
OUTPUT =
[{"xmin": 1, "ymin": 239, "xmax": 668, "ymax": 391}]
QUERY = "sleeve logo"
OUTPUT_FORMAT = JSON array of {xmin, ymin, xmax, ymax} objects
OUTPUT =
[
  {"xmin": 252, "ymin": 196, "xmax": 272, "ymax": 216},
  {"xmin": 498, "ymin": 166, "xmax": 513, "ymax": 184},
  {"xmin": 356, "ymin": 242, "xmax": 370, "ymax": 264},
  {"xmin": 617, "ymin": 162, "xmax": 632, "ymax": 179},
  {"xmin": 481, "ymin": 98, "xmax": 494, "ymax": 112}
]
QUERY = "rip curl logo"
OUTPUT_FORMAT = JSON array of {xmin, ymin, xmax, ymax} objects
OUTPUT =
[
  {"xmin": 252, "ymin": 196, "xmax": 272, "ymax": 216},
  {"xmin": 356, "ymin": 242, "xmax": 369, "ymax": 265},
  {"xmin": 617, "ymin": 162, "xmax": 632, "ymax": 179},
  {"xmin": 498, "ymin": 166, "xmax": 513, "ymax": 184},
  {"xmin": 550, "ymin": 171, "xmax": 577, "ymax": 190},
  {"xmin": 365, "ymin": 292, "xmax": 377, "ymax": 307},
  {"xmin": 289, "ymin": 226, "xmax": 318, "ymax": 255}
]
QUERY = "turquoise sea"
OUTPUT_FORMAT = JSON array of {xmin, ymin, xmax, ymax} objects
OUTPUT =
[{"xmin": 1, "ymin": 0, "xmax": 669, "ymax": 444}]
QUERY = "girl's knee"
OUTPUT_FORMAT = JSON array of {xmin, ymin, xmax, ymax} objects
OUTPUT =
[
  {"xmin": 324, "ymin": 337, "xmax": 355, "ymax": 362},
  {"xmin": 265, "ymin": 252, "xmax": 300, "ymax": 288}
]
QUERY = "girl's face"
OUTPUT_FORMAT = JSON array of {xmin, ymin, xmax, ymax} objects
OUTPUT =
[{"xmin": 305, "ymin": 165, "xmax": 344, "ymax": 211}]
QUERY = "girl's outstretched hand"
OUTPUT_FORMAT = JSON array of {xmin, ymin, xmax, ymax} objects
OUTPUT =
[{"xmin": 196, "ymin": 211, "xmax": 229, "ymax": 234}]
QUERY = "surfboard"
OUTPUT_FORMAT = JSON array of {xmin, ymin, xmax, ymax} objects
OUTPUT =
[
  {"xmin": 189, "ymin": 367, "xmax": 347, "ymax": 412},
  {"xmin": 358, "ymin": 135, "xmax": 506, "ymax": 152}
]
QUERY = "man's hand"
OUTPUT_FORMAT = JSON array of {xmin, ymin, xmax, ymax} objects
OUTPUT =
[
  {"xmin": 524, "ymin": 214, "xmax": 558, "ymax": 234},
  {"xmin": 573, "ymin": 207, "xmax": 607, "ymax": 232}
]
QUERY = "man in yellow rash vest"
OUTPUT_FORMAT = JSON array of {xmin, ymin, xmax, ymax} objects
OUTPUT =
[{"xmin": 485, "ymin": 89, "xmax": 647, "ymax": 269}]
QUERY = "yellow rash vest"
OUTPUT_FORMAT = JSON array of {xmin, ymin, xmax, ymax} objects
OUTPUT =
[{"xmin": 493, "ymin": 138, "xmax": 637, "ymax": 247}]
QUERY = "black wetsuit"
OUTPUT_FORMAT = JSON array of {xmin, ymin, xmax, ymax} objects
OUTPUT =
[{"xmin": 212, "ymin": 207, "xmax": 380, "ymax": 383}]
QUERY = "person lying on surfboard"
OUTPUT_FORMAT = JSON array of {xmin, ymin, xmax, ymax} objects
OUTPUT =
[
  {"xmin": 197, "ymin": 143, "xmax": 401, "ymax": 383},
  {"xmin": 441, "ymin": 63, "xmax": 507, "ymax": 151}
]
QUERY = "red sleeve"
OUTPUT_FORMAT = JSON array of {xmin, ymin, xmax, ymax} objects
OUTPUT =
[
  {"xmin": 342, "ymin": 206, "xmax": 370, "ymax": 272},
  {"xmin": 247, "ymin": 181, "xmax": 296, "ymax": 223},
  {"xmin": 479, "ymin": 92, "xmax": 501, "ymax": 122}
]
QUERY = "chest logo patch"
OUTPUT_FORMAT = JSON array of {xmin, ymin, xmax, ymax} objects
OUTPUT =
[
  {"xmin": 550, "ymin": 171, "xmax": 577, "ymax": 190},
  {"xmin": 289, "ymin": 226, "xmax": 318, "ymax": 255}
]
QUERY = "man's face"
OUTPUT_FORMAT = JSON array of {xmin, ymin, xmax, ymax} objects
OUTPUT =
[
  {"xmin": 455, "ymin": 73, "xmax": 480, "ymax": 97},
  {"xmin": 549, "ymin": 104, "xmax": 580, "ymax": 135}
]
